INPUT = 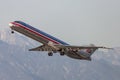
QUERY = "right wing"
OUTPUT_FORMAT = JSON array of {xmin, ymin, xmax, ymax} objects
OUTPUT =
[{"xmin": 54, "ymin": 45, "xmax": 112, "ymax": 50}]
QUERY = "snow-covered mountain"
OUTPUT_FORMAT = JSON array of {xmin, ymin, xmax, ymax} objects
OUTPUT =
[{"xmin": 0, "ymin": 29, "xmax": 120, "ymax": 80}]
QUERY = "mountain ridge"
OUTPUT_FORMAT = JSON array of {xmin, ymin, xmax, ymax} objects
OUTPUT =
[{"xmin": 0, "ymin": 29, "xmax": 120, "ymax": 80}]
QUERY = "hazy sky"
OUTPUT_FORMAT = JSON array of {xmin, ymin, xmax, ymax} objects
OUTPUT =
[{"xmin": 0, "ymin": 0, "xmax": 120, "ymax": 47}]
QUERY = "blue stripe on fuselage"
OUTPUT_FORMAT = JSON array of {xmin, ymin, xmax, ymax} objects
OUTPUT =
[{"xmin": 14, "ymin": 21, "xmax": 69, "ymax": 45}]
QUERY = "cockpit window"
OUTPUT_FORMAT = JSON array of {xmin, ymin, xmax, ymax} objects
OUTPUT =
[{"xmin": 14, "ymin": 21, "xmax": 21, "ymax": 23}]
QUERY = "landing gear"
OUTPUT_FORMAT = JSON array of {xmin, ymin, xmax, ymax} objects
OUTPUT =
[
  {"xmin": 59, "ymin": 49, "xmax": 65, "ymax": 56},
  {"xmin": 11, "ymin": 31, "xmax": 14, "ymax": 34},
  {"xmin": 48, "ymin": 52, "xmax": 53, "ymax": 56},
  {"xmin": 60, "ymin": 52, "xmax": 65, "ymax": 56}
]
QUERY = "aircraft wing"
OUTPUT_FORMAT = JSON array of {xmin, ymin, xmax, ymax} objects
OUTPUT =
[
  {"xmin": 54, "ymin": 45, "xmax": 112, "ymax": 50},
  {"xmin": 29, "ymin": 45, "xmax": 57, "ymax": 51},
  {"xmin": 29, "ymin": 44, "xmax": 112, "ymax": 51}
]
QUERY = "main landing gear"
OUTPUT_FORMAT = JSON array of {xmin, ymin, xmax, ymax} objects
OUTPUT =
[
  {"xmin": 48, "ymin": 52, "xmax": 65, "ymax": 56},
  {"xmin": 60, "ymin": 52, "xmax": 65, "ymax": 56},
  {"xmin": 48, "ymin": 52, "xmax": 53, "ymax": 56}
]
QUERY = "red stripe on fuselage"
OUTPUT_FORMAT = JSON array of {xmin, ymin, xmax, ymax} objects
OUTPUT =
[{"xmin": 11, "ymin": 22, "xmax": 61, "ymax": 44}]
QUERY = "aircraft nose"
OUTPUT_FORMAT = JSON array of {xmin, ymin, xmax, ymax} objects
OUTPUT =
[{"xmin": 9, "ymin": 23, "xmax": 14, "ymax": 27}]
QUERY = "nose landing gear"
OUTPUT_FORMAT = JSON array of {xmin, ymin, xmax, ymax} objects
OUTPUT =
[{"xmin": 11, "ymin": 31, "xmax": 14, "ymax": 34}]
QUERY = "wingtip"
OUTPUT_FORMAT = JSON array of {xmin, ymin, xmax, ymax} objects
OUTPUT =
[{"xmin": 102, "ymin": 47, "xmax": 114, "ymax": 49}]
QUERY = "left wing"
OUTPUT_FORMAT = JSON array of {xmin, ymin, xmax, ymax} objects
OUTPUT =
[{"xmin": 29, "ymin": 45, "xmax": 57, "ymax": 51}]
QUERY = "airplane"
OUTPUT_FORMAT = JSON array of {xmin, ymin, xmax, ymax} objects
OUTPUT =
[{"xmin": 9, "ymin": 21, "xmax": 111, "ymax": 61}]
